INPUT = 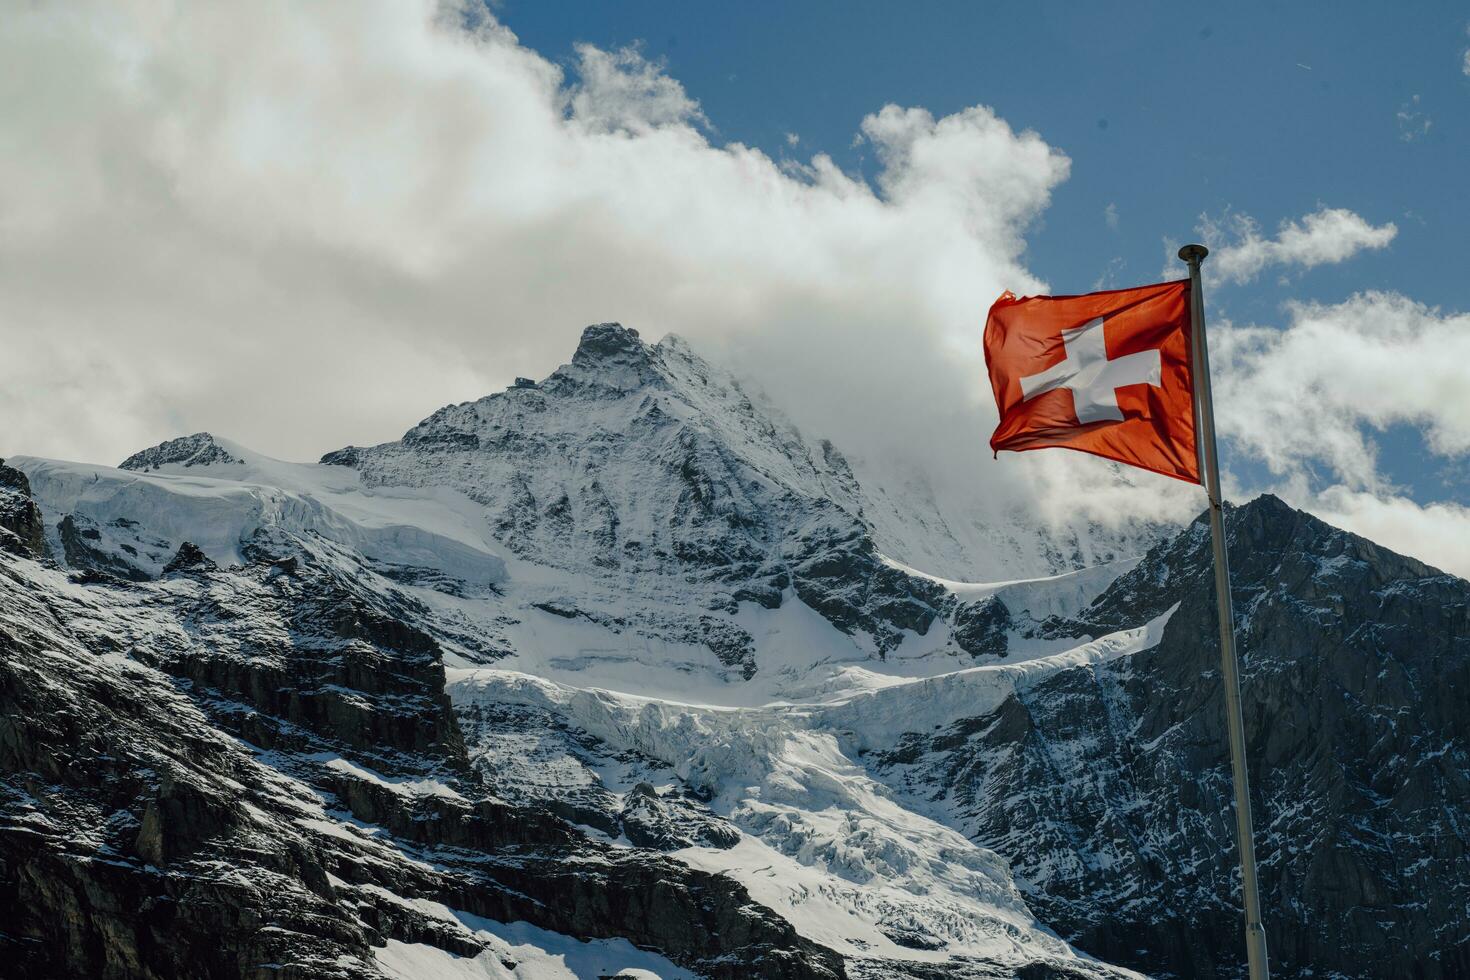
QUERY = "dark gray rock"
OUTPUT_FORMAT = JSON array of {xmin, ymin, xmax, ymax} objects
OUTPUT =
[
  {"xmin": 0, "ymin": 535, "xmax": 847, "ymax": 980},
  {"xmin": 951, "ymin": 595, "xmax": 1012, "ymax": 658},
  {"xmin": 0, "ymin": 459, "xmax": 46, "ymax": 558},
  {"xmin": 162, "ymin": 541, "xmax": 217, "ymax": 575},
  {"xmin": 788, "ymin": 520, "xmax": 950, "ymax": 656},
  {"xmin": 619, "ymin": 784, "xmax": 742, "ymax": 851},
  {"xmin": 319, "ymin": 445, "xmax": 362, "ymax": 467},
  {"xmin": 871, "ymin": 495, "xmax": 1470, "ymax": 979},
  {"xmin": 699, "ymin": 615, "xmax": 757, "ymax": 678},
  {"xmin": 119, "ymin": 432, "xmax": 240, "ymax": 471},
  {"xmin": 573, "ymin": 322, "xmax": 647, "ymax": 365},
  {"xmin": 57, "ymin": 514, "xmax": 154, "ymax": 581}
]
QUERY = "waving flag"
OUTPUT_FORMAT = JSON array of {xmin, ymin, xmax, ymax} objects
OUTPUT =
[{"xmin": 984, "ymin": 280, "xmax": 1198, "ymax": 483}]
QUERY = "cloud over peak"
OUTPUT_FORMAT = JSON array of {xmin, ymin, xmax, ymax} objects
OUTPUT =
[
  {"xmin": 2, "ymin": 0, "xmax": 1119, "ymax": 577},
  {"xmin": 2, "ymin": 0, "xmax": 1467, "ymax": 579}
]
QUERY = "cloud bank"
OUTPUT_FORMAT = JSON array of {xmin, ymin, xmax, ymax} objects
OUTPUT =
[
  {"xmin": 1210, "ymin": 292, "xmax": 1470, "ymax": 576},
  {"xmin": 0, "ymin": 0, "xmax": 1061, "ymax": 471},
  {"xmin": 1, "ymin": 0, "xmax": 1465, "ymax": 577},
  {"xmin": 1194, "ymin": 207, "xmax": 1397, "ymax": 284},
  {"xmin": 3, "ymin": 0, "xmax": 1143, "ymax": 571},
  {"xmin": 1215, "ymin": 292, "xmax": 1470, "ymax": 487}
]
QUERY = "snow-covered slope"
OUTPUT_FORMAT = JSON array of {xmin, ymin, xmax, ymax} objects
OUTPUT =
[
  {"xmin": 3, "ymin": 328, "xmax": 1156, "ymax": 978},
  {"xmin": 448, "ymin": 612, "xmax": 1173, "ymax": 970},
  {"xmin": 18, "ymin": 447, "xmax": 506, "ymax": 587},
  {"xmin": 5, "ymin": 324, "xmax": 1468, "ymax": 980}
]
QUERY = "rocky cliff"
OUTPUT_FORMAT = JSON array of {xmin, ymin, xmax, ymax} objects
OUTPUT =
[
  {"xmin": 0, "ymin": 515, "xmax": 845, "ymax": 979},
  {"xmin": 869, "ymin": 495, "xmax": 1470, "ymax": 977}
]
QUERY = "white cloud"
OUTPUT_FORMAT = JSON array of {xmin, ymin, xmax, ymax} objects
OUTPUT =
[
  {"xmin": 0, "ymin": 1, "xmax": 1061, "ymax": 461},
  {"xmin": 1104, "ymin": 202, "xmax": 1119, "ymax": 230},
  {"xmin": 1192, "ymin": 207, "xmax": 1397, "ymax": 284},
  {"xmin": 1305, "ymin": 488, "xmax": 1470, "ymax": 580},
  {"xmin": 1091, "ymin": 255, "xmax": 1125, "ymax": 291},
  {"xmin": 567, "ymin": 43, "xmax": 706, "ymax": 134},
  {"xmin": 1212, "ymin": 292, "xmax": 1470, "ymax": 576},
  {"xmin": 0, "ymin": 0, "xmax": 1464, "ymax": 580},
  {"xmin": 1214, "ymin": 292, "xmax": 1470, "ymax": 487}
]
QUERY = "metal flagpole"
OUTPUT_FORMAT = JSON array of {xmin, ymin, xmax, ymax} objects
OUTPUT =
[{"xmin": 1179, "ymin": 244, "xmax": 1271, "ymax": 980}]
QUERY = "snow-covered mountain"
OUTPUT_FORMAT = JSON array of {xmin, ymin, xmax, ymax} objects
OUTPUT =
[{"xmin": 3, "ymin": 324, "xmax": 1467, "ymax": 979}]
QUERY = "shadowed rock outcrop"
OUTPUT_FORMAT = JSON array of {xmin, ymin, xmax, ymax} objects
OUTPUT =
[
  {"xmin": 0, "ymin": 534, "xmax": 847, "ymax": 980},
  {"xmin": 119, "ymin": 432, "xmax": 241, "ymax": 471},
  {"xmin": 871, "ymin": 495, "xmax": 1470, "ymax": 978},
  {"xmin": 0, "ymin": 459, "xmax": 46, "ymax": 557}
]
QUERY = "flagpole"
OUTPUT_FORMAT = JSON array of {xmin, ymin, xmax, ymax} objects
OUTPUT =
[{"xmin": 1178, "ymin": 244, "xmax": 1270, "ymax": 980}]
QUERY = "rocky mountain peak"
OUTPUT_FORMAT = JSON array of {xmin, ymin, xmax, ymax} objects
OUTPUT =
[
  {"xmin": 119, "ymin": 432, "xmax": 241, "ymax": 471},
  {"xmin": 571, "ymin": 321, "xmax": 646, "ymax": 365},
  {"xmin": 1216, "ymin": 492, "xmax": 1441, "ymax": 581},
  {"xmin": 1075, "ymin": 492, "xmax": 1452, "ymax": 639},
  {"xmin": 550, "ymin": 321, "xmax": 672, "ymax": 395}
]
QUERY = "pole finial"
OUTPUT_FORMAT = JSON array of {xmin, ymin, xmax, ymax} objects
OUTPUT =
[{"xmin": 1178, "ymin": 243, "xmax": 1209, "ymax": 265}]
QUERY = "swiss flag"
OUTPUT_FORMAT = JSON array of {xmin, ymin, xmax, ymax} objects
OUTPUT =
[{"xmin": 984, "ymin": 280, "xmax": 1199, "ymax": 484}]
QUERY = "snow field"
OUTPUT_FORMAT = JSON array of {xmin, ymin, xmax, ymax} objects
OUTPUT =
[{"xmin": 448, "ymin": 608, "xmax": 1174, "ymax": 969}]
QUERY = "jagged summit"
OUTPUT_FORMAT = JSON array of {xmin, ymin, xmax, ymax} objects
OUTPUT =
[
  {"xmin": 1225, "ymin": 491, "xmax": 1442, "ymax": 578},
  {"xmin": 304, "ymin": 320, "xmax": 964, "ymax": 658},
  {"xmin": 571, "ymin": 321, "xmax": 645, "ymax": 363},
  {"xmin": 119, "ymin": 432, "xmax": 241, "ymax": 471},
  {"xmin": 550, "ymin": 321, "xmax": 685, "ymax": 394},
  {"xmin": 1076, "ymin": 491, "xmax": 1454, "ymax": 640},
  {"xmin": 571, "ymin": 321, "xmax": 699, "ymax": 369}
]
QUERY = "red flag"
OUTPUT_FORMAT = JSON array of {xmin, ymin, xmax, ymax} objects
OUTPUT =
[{"xmin": 984, "ymin": 280, "xmax": 1199, "ymax": 484}]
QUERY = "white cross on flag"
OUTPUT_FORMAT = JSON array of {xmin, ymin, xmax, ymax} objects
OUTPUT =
[{"xmin": 983, "ymin": 280, "xmax": 1199, "ymax": 483}]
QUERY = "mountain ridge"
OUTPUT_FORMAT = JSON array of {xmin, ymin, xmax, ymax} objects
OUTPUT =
[{"xmin": 3, "ymin": 323, "xmax": 1466, "ymax": 979}]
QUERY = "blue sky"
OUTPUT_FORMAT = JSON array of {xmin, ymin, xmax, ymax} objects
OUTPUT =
[
  {"xmin": 501, "ymin": 0, "xmax": 1470, "ymax": 505},
  {"xmin": 503, "ymin": 1, "xmax": 1465, "ymax": 306}
]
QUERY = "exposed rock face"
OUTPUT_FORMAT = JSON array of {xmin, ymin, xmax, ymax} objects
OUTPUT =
[
  {"xmin": 870, "ymin": 495, "xmax": 1470, "ymax": 978},
  {"xmin": 457, "ymin": 699, "xmax": 745, "ymax": 855},
  {"xmin": 162, "ymin": 540, "xmax": 217, "ymax": 574},
  {"xmin": 319, "ymin": 445, "xmax": 362, "ymax": 467},
  {"xmin": 0, "ymin": 459, "xmax": 46, "ymax": 557},
  {"xmin": 119, "ymin": 432, "xmax": 241, "ymax": 471},
  {"xmin": 57, "ymin": 513, "xmax": 155, "ymax": 581},
  {"xmin": 0, "ymin": 534, "xmax": 846, "ymax": 980},
  {"xmin": 619, "ymin": 782, "xmax": 743, "ymax": 851},
  {"xmin": 950, "ymin": 596, "xmax": 1012, "ymax": 658}
]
